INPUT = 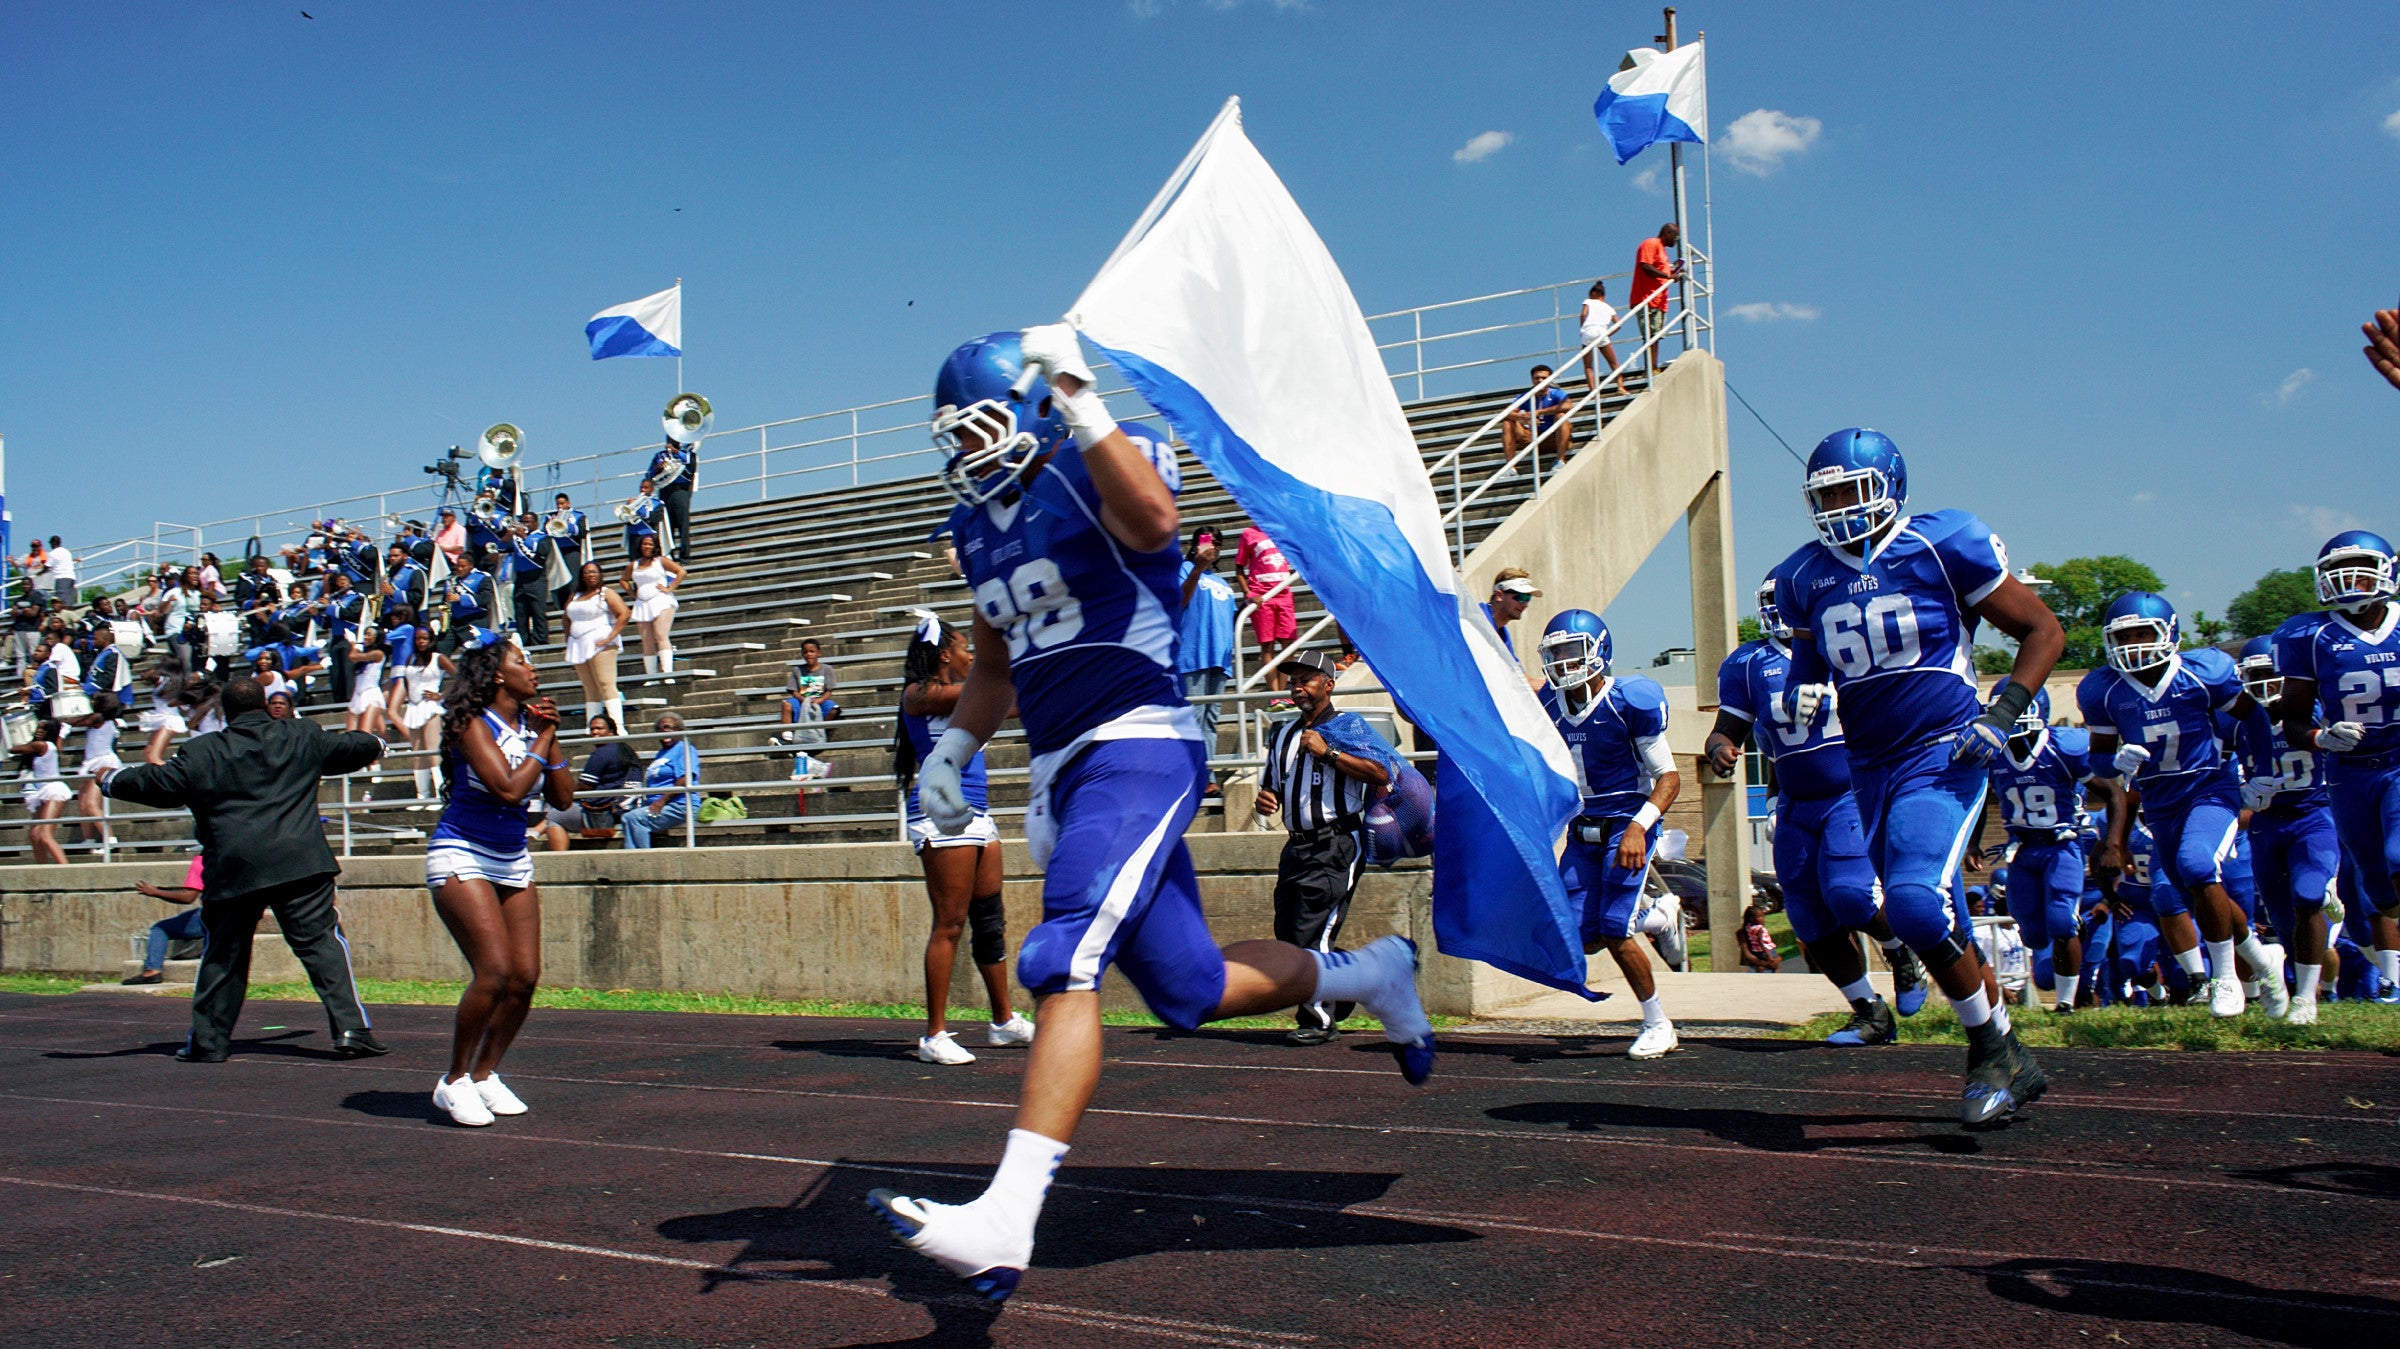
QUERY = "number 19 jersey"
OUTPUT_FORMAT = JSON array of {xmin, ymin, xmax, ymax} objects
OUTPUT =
[
  {"xmin": 1773, "ymin": 509, "xmax": 2010, "ymax": 766},
  {"xmin": 946, "ymin": 431, "xmax": 1188, "ymax": 755}
]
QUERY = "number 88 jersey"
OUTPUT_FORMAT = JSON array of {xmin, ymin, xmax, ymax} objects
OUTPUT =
[
  {"xmin": 1773, "ymin": 509, "xmax": 2009, "ymax": 765},
  {"xmin": 946, "ymin": 427, "xmax": 1188, "ymax": 756}
]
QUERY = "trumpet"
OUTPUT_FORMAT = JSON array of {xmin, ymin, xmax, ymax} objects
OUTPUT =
[
  {"xmin": 612, "ymin": 500, "xmax": 640, "ymax": 523},
  {"xmin": 543, "ymin": 509, "xmax": 578, "ymax": 539}
]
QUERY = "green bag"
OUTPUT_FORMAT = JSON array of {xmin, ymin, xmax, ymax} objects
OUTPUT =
[{"xmin": 697, "ymin": 794, "xmax": 749, "ymax": 823}]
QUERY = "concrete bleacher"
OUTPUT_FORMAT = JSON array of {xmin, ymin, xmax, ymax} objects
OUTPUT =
[{"xmin": 4, "ymin": 372, "xmax": 1652, "ymax": 861}]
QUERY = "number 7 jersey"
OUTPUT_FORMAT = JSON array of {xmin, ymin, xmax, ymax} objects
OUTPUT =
[
  {"xmin": 1773, "ymin": 509, "xmax": 2009, "ymax": 766},
  {"xmin": 946, "ymin": 430, "xmax": 1189, "ymax": 756}
]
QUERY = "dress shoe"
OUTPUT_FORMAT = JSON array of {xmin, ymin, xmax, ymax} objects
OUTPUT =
[
  {"xmin": 332, "ymin": 1030, "xmax": 392, "ymax": 1058},
  {"xmin": 121, "ymin": 970, "xmax": 164, "ymax": 986},
  {"xmin": 174, "ymin": 1046, "xmax": 228, "ymax": 1063}
]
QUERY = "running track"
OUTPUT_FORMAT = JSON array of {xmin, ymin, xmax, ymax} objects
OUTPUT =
[{"xmin": 3, "ymin": 992, "xmax": 2396, "ymax": 1347}]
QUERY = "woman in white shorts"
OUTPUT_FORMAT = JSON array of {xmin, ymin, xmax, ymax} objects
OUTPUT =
[
  {"xmin": 621, "ymin": 533, "xmax": 685, "ymax": 681},
  {"xmin": 11, "ymin": 717, "xmax": 71, "ymax": 864},
  {"xmin": 400, "ymin": 644, "xmax": 456, "ymax": 808},
  {"xmin": 894, "ymin": 615, "xmax": 1030, "ymax": 1065},
  {"xmin": 423, "ymin": 639, "xmax": 574, "ymax": 1127},
  {"xmin": 71, "ymin": 692, "xmax": 125, "ymax": 851},
  {"xmin": 562, "ymin": 562, "xmax": 629, "ymax": 732},
  {"xmin": 1578, "ymin": 276, "xmax": 1627, "ymax": 398},
  {"xmin": 139, "ymin": 672, "xmax": 192, "ymax": 765},
  {"xmin": 345, "ymin": 625, "xmax": 387, "ymax": 736}
]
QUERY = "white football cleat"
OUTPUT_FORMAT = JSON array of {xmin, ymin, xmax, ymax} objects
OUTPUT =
[
  {"xmin": 866, "ymin": 1190, "xmax": 1027, "ymax": 1303},
  {"xmin": 985, "ymin": 1015, "xmax": 1035, "ymax": 1047},
  {"xmin": 1342, "ymin": 935, "xmax": 1437, "ymax": 1084},
  {"xmin": 2255, "ymin": 950, "xmax": 2291, "ymax": 1019},
  {"xmin": 433, "ymin": 1074, "xmax": 495, "ymax": 1127},
  {"xmin": 2285, "ymin": 994, "xmax": 2319, "ymax": 1027},
  {"xmin": 917, "ymin": 1031, "xmax": 976, "ymax": 1065},
  {"xmin": 2204, "ymin": 974, "xmax": 2246, "ymax": 1019},
  {"xmin": 1628, "ymin": 1020, "xmax": 1680, "ymax": 1060},
  {"xmin": 475, "ymin": 1074, "xmax": 529, "ymax": 1116}
]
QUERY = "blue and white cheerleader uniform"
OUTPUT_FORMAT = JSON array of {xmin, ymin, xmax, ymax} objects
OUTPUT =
[{"xmin": 426, "ymin": 709, "xmax": 541, "ymax": 890}]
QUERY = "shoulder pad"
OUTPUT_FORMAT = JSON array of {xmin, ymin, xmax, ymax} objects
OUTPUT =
[
  {"xmin": 1903, "ymin": 508, "xmax": 1987, "ymax": 545},
  {"xmin": 2272, "ymin": 611, "xmax": 2325, "ymax": 641},
  {"xmin": 2183, "ymin": 647, "xmax": 2236, "ymax": 680},
  {"xmin": 2051, "ymin": 726, "xmax": 2092, "ymax": 758},
  {"xmin": 1616, "ymin": 675, "xmax": 1670, "ymax": 712},
  {"xmin": 2076, "ymin": 666, "xmax": 2114, "ymax": 698}
]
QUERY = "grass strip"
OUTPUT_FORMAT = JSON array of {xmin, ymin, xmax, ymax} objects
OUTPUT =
[
  {"xmin": 1778, "ymin": 999, "xmax": 2400, "ymax": 1052},
  {"xmin": 0, "ymin": 974, "xmax": 92, "ymax": 996}
]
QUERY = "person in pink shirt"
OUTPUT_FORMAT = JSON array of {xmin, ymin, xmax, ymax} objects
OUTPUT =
[
  {"xmin": 1236, "ymin": 525, "xmax": 1299, "ymax": 700},
  {"xmin": 433, "ymin": 508, "xmax": 468, "ymax": 570},
  {"xmin": 124, "ymin": 853, "xmax": 208, "ymax": 985}
]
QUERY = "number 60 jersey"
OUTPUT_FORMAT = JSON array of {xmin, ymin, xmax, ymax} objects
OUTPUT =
[
  {"xmin": 1773, "ymin": 509, "xmax": 2009, "ymax": 765},
  {"xmin": 946, "ymin": 428, "xmax": 1190, "ymax": 756}
]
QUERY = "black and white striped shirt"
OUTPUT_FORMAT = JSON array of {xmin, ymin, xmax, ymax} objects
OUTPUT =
[{"xmin": 1264, "ymin": 712, "xmax": 1374, "ymax": 833}]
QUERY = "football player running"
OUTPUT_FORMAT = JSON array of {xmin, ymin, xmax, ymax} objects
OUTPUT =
[
  {"xmin": 2271, "ymin": 531, "xmax": 2400, "ymax": 1000},
  {"xmin": 1538, "ymin": 609, "xmax": 1682, "ymax": 1057},
  {"xmin": 1973, "ymin": 688, "xmax": 2115, "ymax": 1015},
  {"xmin": 2078, "ymin": 592, "xmax": 2289, "ymax": 1018},
  {"xmin": 1705, "ymin": 576, "xmax": 1929, "ymax": 1045},
  {"xmin": 867, "ymin": 327, "xmax": 1436, "ymax": 1304},
  {"xmin": 1772, "ymin": 428, "xmax": 2064, "ymax": 1129}
]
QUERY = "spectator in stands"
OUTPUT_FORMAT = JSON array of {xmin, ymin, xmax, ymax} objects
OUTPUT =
[
  {"xmin": 196, "ymin": 553, "xmax": 228, "ymax": 599},
  {"xmin": 45, "ymin": 537, "xmax": 76, "ymax": 607},
  {"xmin": 1631, "ymin": 222, "xmax": 1685, "ymax": 375},
  {"xmin": 1500, "ymin": 364, "xmax": 1575, "ymax": 463},
  {"xmin": 18, "ymin": 540, "xmax": 51, "ymax": 605},
  {"xmin": 2365, "ymin": 304, "xmax": 2400, "ymax": 391},
  {"xmin": 1483, "ymin": 568, "xmax": 1539, "ymax": 674},
  {"xmin": 783, "ymin": 639, "xmax": 841, "ymax": 733},
  {"xmin": 621, "ymin": 712, "xmax": 699, "ymax": 849},
  {"xmin": 11, "ymin": 588, "xmax": 43, "ymax": 677},
  {"xmin": 1237, "ymin": 523, "xmax": 1299, "ymax": 704},
  {"xmin": 433, "ymin": 508, "xmax": 467, "ymax": 569},
  {"xmin": 1737, "ymin": 904, "xmax": 1781, "ymax": 973},
  {"xmin": 1178, "ymin": 525, "xmax": 1238, "ymax": 765},
  {"xmin": 12, "ymin": 716, "xmax": 71, "ymax": 864},
  {"xmin": 547, "ymin": 712, "xmax": 635, "ymax": 843},
  {"xmin": 1579, "ymin": 278, "xmax": 1627, "ymax": 397},
  {"xmin": 562, "ymin": 561, "xmax": 629, "ymax": 733},
  {"xmin": 622, "ymin": 531, "xmax": 685, "ymax": 682},
  {"xmin": 123, "ymin": 852, "xmax": 208, "ymax": 985},
  {"xmin": 265, "ymin": 686, "xmax": 297, "ymax": 720}
]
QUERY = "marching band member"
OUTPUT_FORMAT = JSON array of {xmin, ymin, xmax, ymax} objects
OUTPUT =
[
  {"xmin": 546, "ymin": 493, "xmax": 587, "ymax": 609},
  {"xmin": 647, "ymin": 436, "xmax": 698, "ymax": 564},
  {"xmin": 505, "ymin": 514, "xmax": 553, "ymax": 646},
  {"xmin": 383, "ymin": 545, "xmax": 428, "ymax": 621},
  {"xmin": 619, "ymin": 482, "xmax": 667, "ymax": 559}
]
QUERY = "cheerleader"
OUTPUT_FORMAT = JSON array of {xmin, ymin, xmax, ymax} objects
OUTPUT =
[
  {"xmin": 70, "ymin": 692, "xmax": 124, "ymax": 849},
  {"xmin": 11, "ymin": 717, "xmax": 70, "ymax": 865},
  {"xmin": 378, "ymin": 605, "xmax": 422, "ymax": 735},
  {"xmin": 621, "ymin": 532, "xmax": 685, "ymax": 682},
  {"xmin": 424, "ymin": 640, "xmax": 574, "ymax": 1127},
  {"xmin": 140, "ymin": 668, "xmax": 193, "ymax": 765},
  {"xmin": 399, "ymin": 643, "xmax": 456, "ymax": 808},
  {"xmin": 344, "ymin": 621, "xmax": 388, "ymax": 736},
  {"xmin": 561, "ymin": 562, "xmax": 629, "ymax": 732},
  {"xmin": 893, "ymin": 613, "xmax": 1030, "ymax": 1065}
]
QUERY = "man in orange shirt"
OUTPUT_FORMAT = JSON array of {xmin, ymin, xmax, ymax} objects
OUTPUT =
[{"xmin": 1630, "ymin": 222, "xmax": 1685, "ymax": 377}]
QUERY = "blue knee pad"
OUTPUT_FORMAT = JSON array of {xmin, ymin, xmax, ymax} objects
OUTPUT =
[
  {"xmin": 2252, "ymin": 808, "xmax": 2337, "ymax": 945},
  {"xmin": 2152, "ymin": 793, "xmax": 2242, "ymax": 896},
  {"xmin": 2007, "ymin": 838, "xmax": 2083, "ymax": 953},
  {"xmin": 2328, "ymin": 761, "xmax": 2400, "ymax": 916},
  {"xmin": 1772, "ymin": 791, "xmax": 1880, "ymax": 946},
  {"xmin": 1852, "ymin": 742, "xmax": 1983, "ymax": 956},
  {"xmin": 1562, "ymin": 822, "xmax": 1651, "ymax": 945}
]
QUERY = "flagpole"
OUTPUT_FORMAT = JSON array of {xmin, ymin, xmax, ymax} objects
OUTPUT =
[
  {"xmin": 1659, "ymin": 7, "xmax": 1695, "ymax": 356},
  {"xmin": 675, "ymin": 277, "xmax": 684, "ymax": 395}
]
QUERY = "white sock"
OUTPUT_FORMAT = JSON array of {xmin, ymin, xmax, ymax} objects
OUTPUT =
[
  {"xmin": 412, "ymin": 767, "xmax": 430, "ymax": 800},
  {"xmin": 2204, "ymin": 939, "xmax": 2236, "ymax": 983},
  {"xmin": 976, "ymin": 1128, "xmax": 1068, "ymax": 1229},
  {"xmin": 2174, "ymin": 946, "xmax": 2208, "ymax": 980},
  {"xmin": 643, "ymin": 655, "xmax": 658, "ymax": 675},
  {"xmin": 1836, "ymin": 974, "xmax": 1877, "ymax": 1006},
  {"xmin": 2295, "ymin": 963, "xmax": 2322, "ymax": 1002},
  {"xmin": 1877, "ymin": 935, "xmax": 1906, "ymax": 954},
  {"xmin": 1951, "ymin": 987, "xmax": 1993, "ymax": 1029},
  {"xmin": 2235, "ymin": 933, "xmax": 2277, "ymax": 975},
  {"xmin": 2054, "ymin": 974, "xmax": 2080, "ymax": 1009},
  {"xmin": 1990, "ymin": 999, "xmax": 2013, "ymax": 1035},
  {"xmin": 584, "ymin": 701, "xmax": 602, "ymax": 727},
  {"xmin": 605, "ymin": 697, "xmax": 625, "ymax": 732},
  {"xmin": 2378, "ymin": 949, "xmax": 2400, "ymax": 987},
  {"xmin": 660, "ymin": 647, "xmax": 675, "ymax": 674},
  {"xmin": 1638, "ymin": 994, "xmax": 1667, "ymax": 1027},
  {"xmin": 428, "ymin": 760, "xmax": 445, "ymax": 795}
]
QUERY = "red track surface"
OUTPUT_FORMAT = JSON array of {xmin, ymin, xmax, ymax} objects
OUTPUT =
[{"xmin": 3, "ymin": 991, "xmax": 2397, "ymax": 1347}]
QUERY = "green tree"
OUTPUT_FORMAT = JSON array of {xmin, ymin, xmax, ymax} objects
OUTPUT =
[
  {"xmin": 1973, "ymin": 645, "xmax": 2015, "ymax": 675},
  {"xmin": 2026, "ymin": 555, "xmax": 2166, "ymax": 670},
  {"xmin": 2225, "ymin": 568, "xmax": 2320, "ymax": 638},
  {"xmin": 1736, "ymin": 616, "xmax": 1764, "ymax": 644}
]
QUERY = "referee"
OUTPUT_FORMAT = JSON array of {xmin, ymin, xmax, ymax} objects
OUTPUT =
[{"xmin": 1254, "ymin": 650, "xmax": 1392, "ymax": 1045}]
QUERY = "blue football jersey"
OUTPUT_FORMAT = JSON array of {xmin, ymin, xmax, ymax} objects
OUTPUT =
[
  {"xmin": 1989, "ymin": 726, "xmax": 2091, "ymax": 842},
  {"xmin": 1716, "ymin": 638, "xmax": 1851, "ymax": 802},
  {"xmin": 2075, "ymin": 650, "xmax": 2243, "ymax": 817},
  {"xmin": 946, "ymin": 430, "xmax": 1186, "ymax": 755},
  {"xmin": 2274, "ymin": 609, "xmax": 2400, "ymax": 760},
  {"xmin": 2237, "ymin": 712, "xmax": 2330, "ymax": 815},
  {"xmin": 1774, "ymin": 509, "xmax": 2009, "ymax": 765},
  {"xmin": 1542, "ymin": 673, "xmax": 1670, "ymax": 819}
]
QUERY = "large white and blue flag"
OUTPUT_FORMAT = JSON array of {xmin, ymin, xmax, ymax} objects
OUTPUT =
[
  {"xmin": 1593, "ymin": 41, "xmax": 1708, "ymax": 165},
  {"xmin": 586, "ymin": 283, "xmax": 682, "ymax": 360},
  {"xmin": 1069, "ymin": 99, "xmax": 1595, "ymax": 998}
]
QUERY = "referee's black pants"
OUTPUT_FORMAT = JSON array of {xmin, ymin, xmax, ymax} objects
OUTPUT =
[
  {"xmin": 1274, "ymin": 826, "xmax": 1365, "ymax": 1032},
  {"xmin": 188, "ymin": 873, "xmax": 371, "ymax": 1058}
]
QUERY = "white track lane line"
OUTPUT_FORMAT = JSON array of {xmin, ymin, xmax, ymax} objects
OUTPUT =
[{"xmin": 0, "ymin": 1174, "xmax": 1313, "ymax": 1348}]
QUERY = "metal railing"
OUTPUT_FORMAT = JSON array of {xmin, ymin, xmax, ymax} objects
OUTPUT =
[{"xmin": 57, "ymin": 272, "xmax": 1712, "ymax": 599}]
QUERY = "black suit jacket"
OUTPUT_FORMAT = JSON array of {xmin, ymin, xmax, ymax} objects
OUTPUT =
[{"xmin": 106, "ymin": 712, "xmax": 384, "ymax": 902}]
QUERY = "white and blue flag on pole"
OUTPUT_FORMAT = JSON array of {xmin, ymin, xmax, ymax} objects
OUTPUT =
[
  {"xmin": 586, "ymin": 283, "xmax": 682, "ymax": 360},
  {"xmin": 1593, "ymin": 40, "xmax": 1708, "ymax": 165},
  {"xmin": 1069, "ymin": 99, "xmax": 1595, "ymax": 998}
]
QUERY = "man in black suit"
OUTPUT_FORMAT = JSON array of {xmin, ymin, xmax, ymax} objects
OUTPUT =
[{"xmin": 101, "ymin": 677, "xmax": 390, "ymax": 1062}]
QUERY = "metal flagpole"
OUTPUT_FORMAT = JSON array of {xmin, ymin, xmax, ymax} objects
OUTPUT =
[
  {"xmin": 1660, "ymin": 7, "xmax": 1695, "ymax": 355},
  {"xmin": 0, "ymin": 433, "xmax": 12, "ymax": 616}
]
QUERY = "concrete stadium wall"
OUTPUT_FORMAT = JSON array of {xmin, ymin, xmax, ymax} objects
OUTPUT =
[{"xmin": 0, "ymin": 838, "xmax": 1542, "ymax": 1018}]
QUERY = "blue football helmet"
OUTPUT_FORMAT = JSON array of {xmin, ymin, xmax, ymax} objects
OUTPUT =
[
  {"xmin": 930, "ymin": 331, "xmax": 1071, "ymax": 507},
  {"xmin": 2101, "ymin": 591, "xmax": 2179, "ymax": 676},
  {"xmin": 1756, "ymin": 577, "xmax": 1790, "ymax": 642},
  {"xmin": 2314, "ymin": 529, "xmax": 2398, "ymax": 614},
  {"xmin": 1538, "ymin": 608, "xmax": 1611, "ymax": 691},
  {"xmin": 2008, "ymin": 685, "xmax": 2051, "ymax": 746},
  {"xmin": 2236, "ymin": 634, "xmax": 2281, "ymax": 705},
  {"xmin": 1802, "ymin": 428, "xmax": 1906, "ymax": 550}
]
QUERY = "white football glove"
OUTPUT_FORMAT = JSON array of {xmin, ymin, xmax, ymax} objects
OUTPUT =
[
  {"xmin": 2112, "ymin": 742, "xmax": 2151, "ymax": 778},
  {"xmin": 1788, "ymin": 682, "xmax": 1832, "ymax": 726},
  {"xmin": 2241, "ymin": 776, "xmax": 2281, "ymax": 812},
  {"xmin": 1018, "ymin": 323, "xmax": 1115, "ymax": 449},
  {"xmin": 2318, "ymin": 721, "xmax": 2367, "ymax": 753},
  {"xmin": 917, "ymin": 726, "xmax": 984, "ymax": 835}
]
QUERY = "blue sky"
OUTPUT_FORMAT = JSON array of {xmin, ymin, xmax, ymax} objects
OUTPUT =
[{"xmin": 5, "ymin": 1, "xmax": 2397, "ymax": 663}]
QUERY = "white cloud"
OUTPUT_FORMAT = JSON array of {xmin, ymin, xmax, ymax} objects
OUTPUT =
[
  {"xmin": 2131, "ymin": 491, "xmax": 2157, "ymax": 505},
  {"xmin": 1452, "ymin": 130, "xmax": 1514, "ymax": 164},
  {"xmin": 2384, "ymin": 108, "xmax": 2400, "ymax": 139},
  {"xmin": 2289, "ymin": 503, "xmax": 2365, "ymax": 538},
  {"xmin": 2269, "ymin": 367, "xmax": 2316, "ymax": 405},
  {"xmin": 1132, "ymin": 0, "xmax": 1307, "ymax": 13},
  {"xmin": 1630, "ymin": 164, "xmax": 1663, "ymax": 194},
  {"xmin": 1727, "ymin": 302, "xmax": 1820, "ymax": 322},
  {"xmin": 1718, "ymin": 109, "xmax": 1822, "ymax": 175}
]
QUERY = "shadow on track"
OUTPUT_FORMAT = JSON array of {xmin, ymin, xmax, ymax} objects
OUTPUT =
[
  {"xmin": 42, "ymin": 1030, "xmax": 315, "ymax": 1061},
  {"xmin": 1973, "ymin": 1257, "xmax": 2400, "ymax": 1347},
  {"xmin": 340, "ymin": 1090, "xmax": 443, "ymax": 1123},
  {"xmin": 656, "ymin": 1161, "xmax": 1474, "ymax": 1343},
  {"xmin": 2226, "ymin": 1161, "xmax": 2400, "ymax": 1199},
  {"xmin": 1486, "ymin": 1099, "xmax": 1979, "ymax": 1153}
]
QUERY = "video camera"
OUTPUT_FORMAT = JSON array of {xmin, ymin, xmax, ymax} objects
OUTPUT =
[{"xmin": 423, "ymin": 444, "xmax": 471, "ymax": 484}]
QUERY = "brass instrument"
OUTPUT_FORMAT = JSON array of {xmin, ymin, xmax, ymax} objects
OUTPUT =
[{"xmin": 661, "ymin": 392, "xmax": 712, "ymax": 447}]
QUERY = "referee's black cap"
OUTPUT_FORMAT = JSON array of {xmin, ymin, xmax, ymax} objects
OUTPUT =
[{"xmin": 1276, "ymin": 649, "xmax": 1339, "ymax": 682}]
